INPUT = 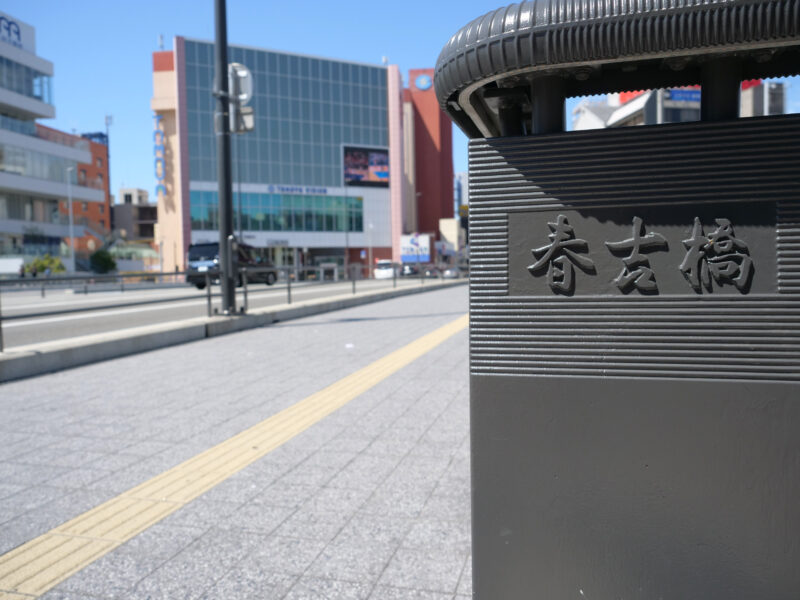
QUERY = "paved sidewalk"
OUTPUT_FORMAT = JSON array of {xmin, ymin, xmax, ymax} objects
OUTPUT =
[{"xmin": 0, "ymin": 285, "xmax": 471, "ymax": 599}]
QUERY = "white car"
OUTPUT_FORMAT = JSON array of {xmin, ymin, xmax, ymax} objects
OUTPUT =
[{"xmin": 373, "ymin": 260, "xmax": 395, "ymax": 279}]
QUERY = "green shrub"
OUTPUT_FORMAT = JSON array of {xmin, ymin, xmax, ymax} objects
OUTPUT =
[
  {"xmin": 26, "ymin": 254, "xmax": 65, "ymax": 275},
  {"xmin": 90, "ymin": 249, "xmax": 117, "ymax": 274}
]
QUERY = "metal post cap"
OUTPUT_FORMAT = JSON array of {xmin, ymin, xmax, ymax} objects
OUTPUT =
[{"xmin": 434, "ymin": 0, "xmax": 800, "ymax": 137}]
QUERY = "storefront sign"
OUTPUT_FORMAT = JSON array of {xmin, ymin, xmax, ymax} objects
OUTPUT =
[
  {"xmin": 0, "ymin": 12, "xmax": 34, "ymax": 53},
  {"xmin": 266, "ymin": 184, "xmax": 329, "ymax": 195},
  {"xmin": 153, "ymin": 114, "xmax": 166, "ymax": 199}
]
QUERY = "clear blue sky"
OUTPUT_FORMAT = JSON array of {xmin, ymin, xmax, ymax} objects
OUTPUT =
[{"xmin": 6, "ymin": 1, "xmax": 799, "ymax": 199}]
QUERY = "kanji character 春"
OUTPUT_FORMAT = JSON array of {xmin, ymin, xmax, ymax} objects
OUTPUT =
[
  {"xmin": 679, "ymin": 217, "xmax": 753, "ymax": 293},
  {"xmin": 605, "ymin": 216, "xmax": 668, "ymax": 293},
  {"xmin": 528, "ymin": 215, "xmax": 595, "ymax": 294}
]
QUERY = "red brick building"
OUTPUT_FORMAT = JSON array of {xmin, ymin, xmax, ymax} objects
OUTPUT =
[
  {"xmin": 406, "ymin": 68, "xmax": 454, "ymax": 238},
  {"xmin": 38, "ymin": 125, "xmax": 111, "ymax": 255}
]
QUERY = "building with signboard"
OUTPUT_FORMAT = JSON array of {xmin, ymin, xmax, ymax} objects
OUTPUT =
[
  {"xmin": 0, "ymin": 10, "xmax": 107, "ymax": 270},
  {"xmin": 573, "ymin": 81, "xmax": 785, "ymax": 130},
  {"xmin": 151, "ymin": 39, "xmax": 453, "ymax": 272}
]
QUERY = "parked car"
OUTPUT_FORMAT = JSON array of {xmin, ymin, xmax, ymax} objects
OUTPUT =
[
  {"xmin": 443, "ymin": 266, "xmax": 462, "ymax": 279},
  {"xmin": 373, "ymin": 260, "xmax": 395, "ymax": 280},
  {"xmin": 186, "ymin": 242, "xmax": 278, "ymax": 289},
  {"xmin": 423, "ymin": 265, "xmax": 441, "ymax": 278},
  {"xmin": 400, "ymin": 264, "xmax": 419, "ymax": 277}
]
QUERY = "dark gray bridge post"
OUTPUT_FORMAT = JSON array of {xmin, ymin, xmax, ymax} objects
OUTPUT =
[{"xmin": 435, "ymin": 2, "xmax": 800, "ymax": 598}]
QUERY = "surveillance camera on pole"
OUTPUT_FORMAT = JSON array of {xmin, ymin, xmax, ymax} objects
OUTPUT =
[{"xmin": 228, "ymin": 62, "xmax": 254, "ymax": 134}]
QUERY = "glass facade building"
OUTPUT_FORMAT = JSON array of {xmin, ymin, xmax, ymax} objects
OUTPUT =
[{"xmin": 152, "ymin": 38, "xmax": 397, "ymax": 271}]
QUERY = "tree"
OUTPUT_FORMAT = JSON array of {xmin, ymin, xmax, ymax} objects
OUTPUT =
[{"xmin": 90, "ymin": 249, "xmax": 116, "ymax": 274}]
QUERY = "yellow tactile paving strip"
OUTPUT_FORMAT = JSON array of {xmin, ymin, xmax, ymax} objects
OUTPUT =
[{"xmin": 0, "ymin": 314, "xmax": 468, "ymax": 598}]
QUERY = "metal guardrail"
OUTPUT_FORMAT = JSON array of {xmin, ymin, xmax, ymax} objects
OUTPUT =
[{"xmin": 0, "ymin": 263, "xmax": 468, "ymax": 352}]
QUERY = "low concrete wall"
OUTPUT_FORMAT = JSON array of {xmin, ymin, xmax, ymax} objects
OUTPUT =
[{"xmin": 0, "ymin": 279, "xmax": 466, "ymax": 383}]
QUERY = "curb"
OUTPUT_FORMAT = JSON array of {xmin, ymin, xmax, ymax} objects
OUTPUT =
[{"xmin": 0, "ymin": 280, "xmax": 466, "ymax": 383}]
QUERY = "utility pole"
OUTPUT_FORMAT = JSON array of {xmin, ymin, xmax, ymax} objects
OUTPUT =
[
  {"xmin": 214, "ymin": 0, "xmax": 236, "ymax": 314},
  {"xmin": 66, "ymin": 167, "xmax": 75, "ymax": 272}
]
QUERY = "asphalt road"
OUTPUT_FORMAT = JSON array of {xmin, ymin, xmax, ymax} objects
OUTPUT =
[{"xmin": 0, "ymin": 277, "xmax": 442, "ymax": 349}]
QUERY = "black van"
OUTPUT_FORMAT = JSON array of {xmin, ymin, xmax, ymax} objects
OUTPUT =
[{"xmin": 186, "ymin": 242, "xmax": 278, "ymax": 289}]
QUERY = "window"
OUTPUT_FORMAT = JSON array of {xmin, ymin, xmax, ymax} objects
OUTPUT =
[
  {"xmin": 96, "ymin": 157, "xmax": 103, "ymax": 168},
  {"xmin": 82, "ymin": 202, "xmax": 88, "ymax": 211},
  {"xmin": 99, "ymin": 219, "xmax": 105, "ymax": 228},
  {"xmin": 79, "ymin": 169, "xmax": 87, "ymax": 184},
  {"xmin": 124, "ymin": 193, "xmax": 132, "ymax": 204},
  {"xmin": 99, "ymin": 204, "xmax": 104, "ymax": 214}
]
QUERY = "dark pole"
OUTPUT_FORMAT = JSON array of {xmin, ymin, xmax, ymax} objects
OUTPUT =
[{"xmin": 215, "ymin": 0, "xmax": 236, "ymax": 314}]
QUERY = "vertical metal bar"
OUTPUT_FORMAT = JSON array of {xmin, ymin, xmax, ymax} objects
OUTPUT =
[
  {"xmin": 287, "ymin": 268, "xmax": 292, "ymax": 304},
  {"xmin": 352, "ymin": 265, "xmax": 356, "ymax": 295},
  {"xmin": 215, "ymin": 0, "xmax": 236, "ymax": 315},
  {"xmin": 120, "ymin": 276, "xmax": 124, "ymax": 292},
  {"xmin": 41, "ymin": 282, "xmax": 45, "ymax": 298},
  {"xmin": 0, "ymin": 286, "xmax": 4, "ymax": 353},
  {"xmin": 393, "ymin": 263, "xmax": 397, "ymax": 288},
  {"xmin": 206, "ymin": 271, "xmax": 212, "ymax": 317},
  {"xmin": 84, "ymin": 281, "xmax": 88, "ymax": 294},
  {"xmin": 242, "ymin": 268, "xmax": 248, "ymax": 313},
  {"xmin": 531, "ymin": 75, "xmax": 565, "ymax": 135},
  {"xmin": 701, "ymin": 58, "xmax": 741, "ymax": 122}
]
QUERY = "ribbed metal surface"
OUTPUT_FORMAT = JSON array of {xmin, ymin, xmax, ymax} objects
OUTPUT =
[
  {"xmin": 778, "ymin": 201, "xmax": 800, "ymax": 293},
  {"xmin": 435, "ymin": 0, "xmax": 800, "ymax": 109},
  {"xmin": 469, "ymin": 115, "xmax": 800, "ymax": 380}
]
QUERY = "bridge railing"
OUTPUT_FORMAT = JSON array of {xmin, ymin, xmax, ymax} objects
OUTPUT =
[{"xmin": 0, "ymin": 263, "xmax": 467, "ymax": 352}]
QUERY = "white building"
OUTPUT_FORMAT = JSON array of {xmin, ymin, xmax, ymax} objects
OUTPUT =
[
  {"xmin": 572, "ymin": 81, "xmax": 786, "ymax": 131},
  {"xmin": 0, "ymin": 10, "xmax": 104, "ymax": 271}
]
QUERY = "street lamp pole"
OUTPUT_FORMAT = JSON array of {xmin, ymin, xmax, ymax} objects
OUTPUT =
[
  {"xmin": 66, "ymin": 167, "xmax": 75, "ymax": 272},
  {"xmin": 368, "ymin": 222, "xmax": 373, "ymax": 277},
  {"xmin": 214, "ymin": 0, "xmax": 236, "ymax": 314}
]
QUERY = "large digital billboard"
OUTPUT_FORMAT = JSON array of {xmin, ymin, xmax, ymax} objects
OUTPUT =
[{"xmin": 343, "ymin": 146, "xmax": 389, "ymax": 187}]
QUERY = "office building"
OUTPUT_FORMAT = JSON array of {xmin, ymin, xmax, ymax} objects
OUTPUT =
[
  {"xmin": 151, "ymin": 38, "xmax": 453, "ymax": 271},
  {"xmin": 112, "ymin": 188, "xmax": 157, "ymax": 242},
  {"xmin": 0, "ymin": 10, "xmax": 106, "ymax": 269}
]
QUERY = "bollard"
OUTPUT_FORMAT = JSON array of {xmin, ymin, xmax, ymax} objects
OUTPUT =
[
  {"xmin": 83, "ymin": 282, "xmax": 88, "ymax": 295},
  {"xmin": 435, "ymin": 2, "xmax": 800, "ymax": 598},
  {"xmin": 351, "ymin": 265, "xmax": 356, "ymax": 295},
  {"xmin": 241, "ymin": 268, "xmax": 248, "ymax": 313},
  {"xmin": 120, "ymin": 277, "xmax": 124, "ymax": 292},
  {"xmin": 0, "ymin": 287, "xmax": 4, "ymax": 353},
  {"xmin": 393, "ymin": 263, "xmax": 397, "ymax": 288},
  {"xmin": 205, "ymin": 272, "xmax": 212, "ymax": 317},
  {"xmin": 286, "ymin": 269, "xmax": 292, "ymax": 304},
  {"xmin": 41, "ymin": 283, "xmax": 45, "ymax": 298}
]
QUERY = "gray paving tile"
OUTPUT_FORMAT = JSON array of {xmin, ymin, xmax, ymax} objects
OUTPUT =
[
  {"xmin": 5, "ymin": 286, "xmax": 471, "ymax": 600},
  {"xmin": 58, "ymin": 551, "xmax": 162, "ymax": 598},
  {"xmin": 245, "ymin": 535, "xmax": 327, "ymax": 575},
  {"xmin": 368, "ymin": 586, "xmax": 453, "ymax": 600},
  {"xmin": 200, "ymin": 568, "xmax": 296, "ymax": 599},
  {"xmin": 46, "ymin": 467, "xmax": 113, "ymax": 490},
  {"xmin": 272, "ymin": 506, "xmax": 351, "ymax": 543},
  {"xmin": 403, "ymin": 518, "xmax": 471, "ymax": 552},
  {"xmin": 378, "ymin": 547, "xmax": 467, "ymax": 594},
  {"xmin": 159, "ymin": 499, "xmax": 242, "ymax": 529},
  {"xmin": 116, "ymin": 523, "xmax": 207, "ymax": 562},
  {"xmin": 331, "ymin": 515, "xmax": 413, "ymax": 547},
  {"xmin": 250, "ymin": 481, "xmax": 315, "ymax": 509},
  {"xmin": 307, "ymin": 539, "xmax": 398, "ymax": 583},
  {"xmin": 0, "ymin": 462, "xmax": 72, "ymax": 486},
  {"xmin": 222, "ymin": 502, "xmax": 296, "ymax": 534},
  {"xmin": 284, "ymin": 576, "xmax": 372, "ymax": 600},
  {"xmin": 456, "ymin": 553, "xmax": 472, "ymax": 597}
]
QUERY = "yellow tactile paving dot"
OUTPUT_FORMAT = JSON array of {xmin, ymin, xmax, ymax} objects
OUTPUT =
[{"xmin": 0, "ymin": 313, "xmax": 468, "ymax": 598}]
